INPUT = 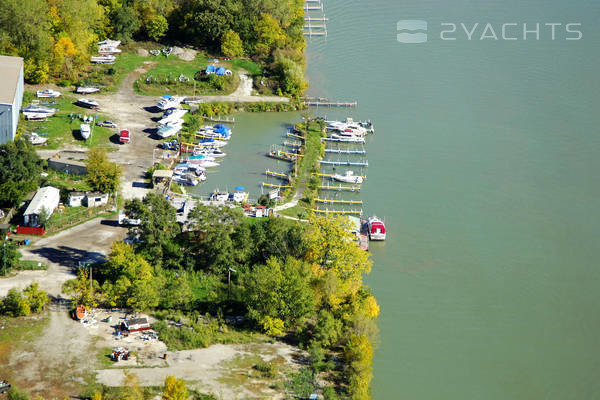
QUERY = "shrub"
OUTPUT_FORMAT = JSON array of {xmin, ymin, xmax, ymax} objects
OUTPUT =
[{"xmin": 253, "ymin": 360, "xmax": 278, "ymax": 378}]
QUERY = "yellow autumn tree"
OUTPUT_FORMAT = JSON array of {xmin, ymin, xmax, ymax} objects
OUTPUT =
[
  {"xmin": 53, "ymin": 36, "xmax": 77, "ymax": 77},
  {"xmin": 344, "ymin": 334, "xmax": 373, "ymax": 400},
  {"xmin": 162, "ymin": 376, "xmax": 188, "ymax": 400}
]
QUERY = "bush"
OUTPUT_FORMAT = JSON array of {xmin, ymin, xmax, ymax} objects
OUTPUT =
[
  {"xmin": 57, "ymin": 80, "xmax": 71, "ymax": 87},
  {"xmin": 253, "ymin": 360, "xmax": 278, "ymax": 378},
  {"xmin": 6, "ymin": 387, "xmax": 30, "ymax": 400}
]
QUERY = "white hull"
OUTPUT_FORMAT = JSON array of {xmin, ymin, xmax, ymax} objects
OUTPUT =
[
  {"xmin": 36, "ymin": 90, "xmax": 61, "ymax": 98},
  {"xmin": 157, "ymin": 96, "xmax": 184, "ymax": 110},
  {"xmin": 330, "ymin": 134, "xmax": 365, "ymax": 143},
  {"xmin": 157, "ymin": 125, "xmax": 182, "ymax": 138},
  {"xmin": 91, "ymin": 55, "xmax": 116, "ymax": 64},
  {"xmin": 24, "ymin": 112, "xmax": 51, "ymax": 120},
  {"xmin": 29, "ymin": 133, "xmax": 48, "ymax": 145},
  {"xmin": 80, "ymin": 124, "xmax": 91, "ymax": 140},
  {"xmin": 76, "ymin": 87, "xmax": 100, "ymax": 94},
  {"xmin": 77, "ymin": 98, "xmax": 99, "ymax": 108},
  {"xmin": 158, "ymin": 109, "xmax": 188, "ymax": 125},
  {"xmin": 333, "ymin": 173, "xmax": 363, "ymax": 184}
]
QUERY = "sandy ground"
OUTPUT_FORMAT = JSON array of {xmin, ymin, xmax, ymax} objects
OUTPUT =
[{"xmin": 0, "ymin": 217, "xmax": 127, "ymax": 298}]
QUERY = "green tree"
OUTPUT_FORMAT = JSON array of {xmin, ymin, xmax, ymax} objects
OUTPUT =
[
  {"xmin": 0, "ymin": 139, "xmax": 41, "ymax": 208},
  {"xmin": 124, "ymin": 193, "xmax": 181, "ymax": 269},
  {"xmin": 312, "ymin": 309, "xmax": 342, "ymax": 348},
  {"xmin": 0, "ymin": 241, "xmax": 21, "ymax": 276},
  {"xmin": 86, "ymin": 147, "xmax": 121, "ymax": 195},
  {"xmin": 274, "ymin": 55, "xmax": 307, "ymax": 96},
  {"xmin": 221, "ymin": 30, "xmax": 244, "ymax": 57},
  {"xmin": 23, "ymin": 282, "xmax": 49, "ymax": 313},
  {"xmin": 147, "ymin": 14, "xmax": 169, "ymax": 41},
  {"xmin": 62, "ymin": 267, "xmax": 101, "ymax": 308},
  {"xmin": 162, "ymin": 375, "xmax": 188, "ymax": 400},
  {"xmin": 255, "ymin": 13, "xmax": 286, "ymax": 57},
  {"xmin": 241, "ymin": 256, "xmax": 314, "ymax": 331},
  {"xmin": 110, "ymin": 5, "xmax": 140, "ymax": 43},
  {"xmin": 344, "ymin": 334, "xmax": 373, "ymax": 400}
]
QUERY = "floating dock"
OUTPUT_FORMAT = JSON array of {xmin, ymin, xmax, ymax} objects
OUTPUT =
[
  {"xmin": 322, "ymin": 137, "xmax": 365, "ymax": 143},
  {"xmin": 318, "ymin": 184, "xmax": 361, "ymax": 192},
  {"xmin": 304, "ymin": 100, "xmax": 358, "ymax": 108},
  {"xmin": 262, "ymin": 182, "xmax": 292, "ymax": 189},
  {"xmin": 312, "ymin": 209, "xmax": 362, "ymax": 215},
  {"xmin": 286, "ymin": 131, "xmax": 305, "ymax": 140},
  {"xmin": 325, "ymin": 148, "xmax": 366, "ymax": 155},
  {"xmin": 266, "ymin": 170, "xmax": 291, "ymax": 181},
  {"xmin": 315, "ymin": 198, "xmax": 363, "ymax": 205},
  {"xmin": 267, "ymin": 150, "xmax": 302, "ymax": 162},
  {"xmin": 319, "ymin": 160, "xmax": 368, "ymax": 167},
  {"xmin": 284, "ymin": 140, "xmax": 302, "ymax": 149},
  {"xmin": 202, "ymin": 115, "xmax": 235, "ymax": 123}
]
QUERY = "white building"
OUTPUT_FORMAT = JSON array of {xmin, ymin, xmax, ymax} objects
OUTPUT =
[
  {"xmin": 67, "ymin": 191, "xmax": 86, "ymax": 207},
  {"xmin": 0, "ymin": 55, "xmax": 24, "ymax": 145},
  {"xmin": 67, "ymin": 191, "xmax": 109, "ymax": 207},
  {"xmin": 23, "ymin": 186, "xmax": 60, "ymax": 227}
]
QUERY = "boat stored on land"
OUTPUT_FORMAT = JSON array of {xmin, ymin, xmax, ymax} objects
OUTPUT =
[
  {"xmin": 91, "ymin": 55, "xmax": 116, "ymax": 64},
  {"xmin": 157, "ymin": 95, "xmax": 184, "ymax": 110},
  {"xmin": 156, "ymin": 124, "xmax": 182, "ymax": 138},
  {"xmin": 158, "ymin": 109, "xmax": 188, "ymax": 125},
  {"xmin": 36, "ymin": 89, "xmax": 61, "ymax": 98},
  {"xmin": 76, "ymin": 98, "xmax": 99, "ymax": 109},
  {"xmin": 119, "ymin": 129, "xmax": 131, "ymax": 144},
  {"xmin": 76, "ymin": 86, "xmax": 100, "ymax": 94},
  {"xmin": 28, "ymin": 132, "xmax": 48, "ymax": 145},
  {"xmin": 80, "ymin": 124, "xmax": 91, "ymax": 140}
]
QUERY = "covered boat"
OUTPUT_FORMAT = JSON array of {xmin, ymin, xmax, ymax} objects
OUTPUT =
[
  {"xmin": 333, "ymin": 171, "xmax": 364, "ymax": 184},
  {"xmin": 367, "ymin": 216, "xmax": 386, "ymax": 241},
  {"xmin": 36, "ymin": 89, "xmax": 61, "ymax": 98}
]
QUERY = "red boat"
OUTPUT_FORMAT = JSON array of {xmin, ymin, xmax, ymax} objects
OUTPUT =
[
  {"xmin": 119, "ymin": 129, "xmax": 130, "ymax": 144},
  {"xmin": 367, "ymin": 216, "xmax": 386, "ymax": 241}
]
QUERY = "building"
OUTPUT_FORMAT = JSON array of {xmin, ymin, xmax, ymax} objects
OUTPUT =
[
  {"xmin": 67, "ymin": 191, "xmax": 109, "ymax": 207},
  {"xmin": 47, "ymin": 150, "xmax": 88, "ymax": 175},
  {"xmin": 23, "ymin": 186, "xmax": 60, "ymax": 227},
  {"xmin": 0, "ymin": 55, "xmax": 24, "ymax": 145}
]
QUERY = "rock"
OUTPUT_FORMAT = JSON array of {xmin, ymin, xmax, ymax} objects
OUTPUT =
[
  {"xmin": 172, "ymin": 46, "xmax": 197, "ymax": 61},
  {"xmin": 137, "ymin": 48, "xmax": 149, "ymax": 57}
]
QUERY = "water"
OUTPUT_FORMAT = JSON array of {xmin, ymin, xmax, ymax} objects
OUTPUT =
[
  {"xmin": 303, "ymin": 0, "xmax": 600, "ymax": 398},
  {"xmin": 193, "ymin": 0, "xmax": 600, "ymax": 397}
]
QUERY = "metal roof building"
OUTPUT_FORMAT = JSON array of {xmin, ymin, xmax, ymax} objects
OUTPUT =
[
  {"xmin": 23, "ymin": 186, "xmax": 60, "ymax": 227},
  {"xmin": 0, "ymin": 55, "xmax": 24, "ymax": 145}
]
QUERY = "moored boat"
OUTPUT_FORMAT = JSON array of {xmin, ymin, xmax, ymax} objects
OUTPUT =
[
  {"xmin": 192, "ymin": 148, "xmax": 226, "ymax": 158},
  {"xmin": 173, "ymin": 173, "xmax": 200, "ymax": 186},
  {"xmin": 366, "ymin": 216, "xmax": 386, "ymax": 241},
  {"xmin": 333, "ymin": 171, "xmax": 364, "ymax": 184},
  {"xmin": 209, "ymin": 189, "xmax": 229, "ymax": 202},
  {"xmin": 230, "ymin": 187, "xmax": 249, "ymax": 203},
  {"xmin": 329, "ymin": 133, "xmax": 365, "ymax": 143}
]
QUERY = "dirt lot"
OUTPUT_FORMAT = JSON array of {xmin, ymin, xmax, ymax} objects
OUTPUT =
[{"xmin": 0, "ymin": 217, "xmax": 127, "ymax": 298}]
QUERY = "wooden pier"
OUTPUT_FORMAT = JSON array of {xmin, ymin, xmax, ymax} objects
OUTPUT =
[
  {"xmin": 202, "ymin": 115, "xmax": 235, "ymax": 124},
  {"xmin": 266, "ymin": 170, "xmax": 291, "ymax": 181},
  {"xmin": 319, "ymin": 160, "xmax": 368, "ymax": 167},
  {"xmin": 325, "ymin": 148, "xmax": 366, "ymax": 155},
  {"xmin": 286, "ymin": 131, "xmax": 305, "ymax": 140},
  {"xmin": 262, "ymin": 182, "xmax": 292, "ymax": 189},
  {"xmin": 304, "ymin": 100, "xmax": 358, "ymax": 108},
  {"xmin": 318, "ymin": 184, "xmax": 361, "ymax": 192},
  {"xmin": 315, "ymin": 198, "xmax": 364, "ymax": 205},
  {"xmin": 284, "ymin": 140, "xmax": 302, "ymax": 149},
  {"xmin": 267, "ymin": 149, "xmax": 303, "ymax": 162}
]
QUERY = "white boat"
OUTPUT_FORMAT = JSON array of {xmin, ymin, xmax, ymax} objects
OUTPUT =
[
  {"xmin": 158, "ymin": 109, "xmax": 188, "ymax": 125},
  {"xmin": 23, "ymin": 104, "xmax": 57, "ymax": 114},
  {"xmin": 327, "ymin": 118, "xmax": 369, "ymax": 137},
  {"xmin": 80, "ymin": 124, "xmax": 91, "ymax": 140},
  {"xmin": 367, "ymin": 216, "xmax": 386, "ymax": 241},
  {"xmin": 192, "ymin": 148, "xmax": 226, "ymax": 158},
  {"xmin": 36, "ymin": 89, "xmax": 61, "ymax": 98},
  {"xmin": 76, "ymin": 86, "xmax": 100, "ymax": 94},
  {"xmin": 329, "ymin": 133, "xmax": 365, "ymax": 143},
  {"xmin": 197, "ymin": 139, "xmax": 227, "ymax": 147},
  {"xmin": 186, "ymin": 159, "xmax": 220, "ymax": 168},
  {"xmin": 28, "ymin": 132, "xmax": 48, "ymax": 145},
  {"xmin": 157, "ymin": 95, "xmax": 184, "ymax": 110},
  {"xmin": 98, "ymin": 39, "xmax": 121, "ymax": 48},
  {"xmin": 160, "ymin": 119, "xmax": 184, "ymax": 128},
  {"xmin": 230, "ymin": 190, "xmax": 249, "ymax": 203},
  {"xmin": 333, "ymin": 171, "xmax": 364, "ymax": 184},
  {"xmin": 174, "ymin": 163, "xmax": 206, "ymax": 173},
  {"xmin": 91, "ymin": 55, "xmax": 116, "ymax": 64},
  {"xmin": 209, "ymin": 190, "xmax": 229, "ymax": 202},
  {"xmin": 76, "ymin": 98, "xmax": 99, "ymax": 109},
  {"xmin": 173, "ymin": 173, "xmax": 199, "ymax": 186},
  {"xmin": 23, "ymin": 112, "xmax": 49, "ymax": 120},
  {"xmin": 98, "ymin": 47, "xmax": 121, "ymax": 54},
  {"xmin": 156, "ymin": 124, "xmax": 182, "ymax": 139}
]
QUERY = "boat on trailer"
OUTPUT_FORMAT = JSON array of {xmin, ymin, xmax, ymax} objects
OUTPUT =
[
  {"xmin": 76, "ymin": 98, "xmax": 99, "ymax": 109},
  {"xmin": 36, "ymin": 89, "xmax": 61, "ymax": 98},
  {"xmin": 76, "ymin": 86, "xmax": 100, "ymax": 94}
]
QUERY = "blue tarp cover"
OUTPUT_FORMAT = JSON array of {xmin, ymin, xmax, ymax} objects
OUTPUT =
[
  {"xmin": 215, "ymin": 67, "xmax": 226, "ymax": 75},
  {"xmin": 205, "ymin": 65, "xmax": 217, "ymax": 73}
]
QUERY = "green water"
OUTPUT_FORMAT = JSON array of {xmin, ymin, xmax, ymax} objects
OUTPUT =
[
  {"xmin": 195, "ymin": 0, "xmax": 600, "ymax": 397},
  {"xmin": 303, "ymin": 0, "xmax": 600, "ymax": 398}
]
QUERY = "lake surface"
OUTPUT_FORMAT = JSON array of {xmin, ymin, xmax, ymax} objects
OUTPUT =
[{"xmin": 195, "ymin": 0, "xmax": 600, "ymax": 397}]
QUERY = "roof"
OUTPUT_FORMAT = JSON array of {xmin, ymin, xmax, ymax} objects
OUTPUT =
[
  {"xmin": 128, "ymin": 317, "xmax": 149, "ymax": 326},
  {"xmin": 0, "ymin": 55, "xmax": 23, "ymax": 105},
  {"xmin": 68, "ymin": 191, "xmax": 86, "ymax": 197},
  {"xmin": 153, "ymin": 169, "xmax": 174, "ymax": 178},
  {"xmin": 23, "ymin": 186, "xmax": 60, "ymax": 216}
]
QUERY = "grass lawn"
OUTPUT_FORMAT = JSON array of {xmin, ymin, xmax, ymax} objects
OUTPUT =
[
  {"xmin": 19, "ymin": 92, "xmax": 116, "ymax": 150},
  {"xmin": 17, "ymin": 260, "xmax": 48, "ymax": 271},
  {"xmin": 42, "ymin": 169, "xmax": 93, "ymax": 192},
  {"xmin": 230, "ymin": 58, "xmax": 263, "ymax": 76}
]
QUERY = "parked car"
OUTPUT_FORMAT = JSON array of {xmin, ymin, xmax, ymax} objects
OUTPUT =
[{"xmin": 97, "ymin": 120, "xmax": 117, "ymax": 128}]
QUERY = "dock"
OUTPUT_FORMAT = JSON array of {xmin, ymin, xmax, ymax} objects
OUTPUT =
[
  {"xmin": 266, "ymin": 170, "xmax": 291, "ymax": 181},
  {"xmin": 324, "ymin": 148, "xmax": 366, "ymax": 155},
  {"xmin": 319, "ymin": 160, "xmax": 368, "ymax": 167},
  {"xmin": 267, "ymin": 150, "xmax": 302, "ymax": 162},
  {"xmin": 262, "ymin": 182, "xmax": 292, "ymax": 189},
  {"xmin": 304, "ymin": 100, "xmax": 358, "ymax": 108},
  {"xmin": 202, "ymin": 115, "xmax": 235, "ymax": 124},
  {"xmin": 322, "ymin": 137, "xmax": 365, "ymax": 143},
  {"xmin": 314, "ymin": 172, "xmax": 366, "ymax": 179},
  {"xmin": 312, "ymin": 209, "xmax": 362, "ymax": 215},
  {"xmin": 286, "ymin": 131, "xmax": 305, "ymax": 140},
  {"xmin": 284, "ymin": 140, "xmax": 302, "ymax": 149},
  {"xmin": 318, "ymin": 184, "xmax": 361, "ymax": 192},
  {"xmin": 315, "ymin": 198, "xmax": 363, "ymax": 205}
]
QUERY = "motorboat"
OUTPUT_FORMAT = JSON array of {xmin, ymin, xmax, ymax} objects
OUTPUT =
[
  {"xmin": 185, "ymin": 159, "xmax": 220, "ymax": 168},
  {"xmin": 333, "ymin": 171, "xmax": 364, "ymax": 184},
  {"xmin": 187, "ymin": 154, "xmax": 216, "ymax": 162},
  {"xmin": 230, "ymin": 187, "xmax": 249, "ymax": 203},
  {"xmin": 80, "ymin": 124, "xmax": 91, "ymax": 140},
  {"xmin": 158, "ymin": 109, "xmax": 187, "ymax": 125},
  {"xmin": 192, "ymin": 148, "xmax": 226, "ymax": 158},
  {"xmin": 23, "ymin": 112, "xmax": 49, "ymax": 120},
  {"xmin": 36, "ymin": 89, "xmax": 61, "ymax": 98},
  {"xmin": 173, "ymin": 173, "xmax": 200, "ymax": 186},
  {"xmin": 76, "ymin": 98, "xmax": 99, "ymax": 109},
  {"xmin": 157, "ymin": 95, "xmax": 184, "ymax": 110},
  {"xmin": 327, "ymin": 118, "xmax": 369, "ymax": 137},
  {"xmin": 209, "ymin": 190, "xmax": 229, "ymax": 202},
  {"xmin": 329, "ymin": 133, "xmax": 365, "ymax": 143},
  {"xmin": 156, "ymin": 124, "xmax": 182, "ymax": 138},
  {"xmin": 98, "ymin": 46, "xmax": 121, "ymax": 54},
  {"xmin": 198, "ymin": 138, "xmax": 227, "ymax": 147},
  {"xmin": 91, "ymin": 55, "xmax": 116, "ymax": 64},
  {"xmin": 23, "ymin": 104, "xmax": 57, "ymax": 114},
  {"xmin": 367, "ymin": 216, "xmax": 386, "ymax": 241},
  {"xmin": 28, "ymin": 132, "xmax": 48, "ymax": 145},
  {"xmin": 98, "ymin": 39, "xmax": 121, "ymax": 47},
  {"xmin": 119, "ymin": 129, "xmax": 130, "ymax": 144},
  {"xmin": 76, "ymin": 86, "xmax": 100, "ymax": 94},
  {"xmin": 174, "ymin": 162, "xmax": 205, "ymax": 173}
]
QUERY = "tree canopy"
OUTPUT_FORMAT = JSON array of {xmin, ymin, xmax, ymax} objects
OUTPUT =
[
  {"xmin": 0, "ymin": 139, "xmax": 42, "ymax": 208},
  {"xmin": 86, "ymin": 147, "xmax": 121, "ymax": 194}
]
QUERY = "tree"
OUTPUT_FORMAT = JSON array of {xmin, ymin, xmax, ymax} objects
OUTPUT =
[
  {"xmin": 147, "ymin": 14, "xmax": 168, "ymax": 41},
  {"xmin": 23, "ymin": 282, "xmax": 49, "ymax": 313},
  {"xmin": 344, "ymin": 334, "xmax": 373, "ymax": 400},
  {"xmin": 62, "ymin": 267, "xmax": 101, "ymax": 308},
  {"xmin": 162, "ymin": 376, "xmax": 188, "ymax": 400},
  {"xmin": 0, "ymin": 242, "xmax": 21, "ymax": 276},
  {"xmin": 110, "ymin": 5, "xmax": 140, "ymax": 43},
  {"xmin": 255, "ymin": 13, "xmax": 286, "ymax": 56},
  {"xmin": 312, "ymin": 309, "xmax": 342, "ymax": 348},
  {"xmin": 274, "ymin": 55, "xmax": 307, "ymax": 96},
  {"xmin": 121, "ymin": 370, "xmax": 144, "ymax": 400},
  {"xmin": 241, "ymin": 256, "xmax": 314, "ymax": 332},
  {"xmin": 221, "ymin": 30, "xmax": 244, "ymax": 57},
  {"xmin": 124, "ymin": 193, "xmax": 181, "ymax": 269},
  {"xmin": 52, "ymin": 36, "xmax": 78, "ymax": 77},
  {"xmin": 86, "ymin": 147, "xmax": 121, "ymax": 195},
  {"xmin": 0, "ymin": 139, "xmax": 41, "ymax": 208}
]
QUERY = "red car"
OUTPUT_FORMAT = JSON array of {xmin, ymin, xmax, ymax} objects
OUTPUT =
[{"xmin": 119, "ymin": 129, "xmax": 130, "ymax": 144}]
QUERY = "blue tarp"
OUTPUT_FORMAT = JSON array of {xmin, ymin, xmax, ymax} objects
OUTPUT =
[
  {"xmin": 215, "ymin": 67, "xmax": 226, "ymax": 76},
  {"xmin": 161, "ymin": 94, "xmax": 172, "ymax": 99},
  {"xmin": 205, "ymin": 65, "xmax": 217, "ymax": 73}
]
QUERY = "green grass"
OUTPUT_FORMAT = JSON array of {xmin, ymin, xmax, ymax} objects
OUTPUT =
[
  {"xmin": 17, "ymin": 260, "xmax": 47, "ymax": 271},
  {"xmin": 42, "ymin": 169, "xmax": 94, "ymax": 192},
  {"xmin": 277, "ymin": 205, "xmax": 307, "ymax": 219},
  {"xmin": 19, "ymin": 92, "xmax": 117, "ymax": 150},
  {"xmin": 46, "ymin": 203, "xmax": 112, "ymax": 232},
  {"xmin": 230, "ymin": 58, "xmax": 263, "ymax": 75}
]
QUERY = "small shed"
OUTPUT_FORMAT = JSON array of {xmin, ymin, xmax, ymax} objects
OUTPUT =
[
  {"xmin": 23, "ymin": 186, "xmax": 60, "ymax": 227},
  {"xmin": 86, "ymin": 192, "xmax": 109, "ymax": 207},
  {"xmin": 205, "ymin": 64, "xmax": 216, "ymax": 74},
  {"xmin": 121, "ymin": 317, "xmax": 151, "ymax": 332},
  {"xmin": 67, "ymin": 191, "xmax": 86, "ymax": 207},
  {"xmin": 153, "ymin": 169, "xmax": 173, "ymax": 193}
]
